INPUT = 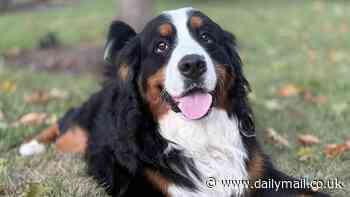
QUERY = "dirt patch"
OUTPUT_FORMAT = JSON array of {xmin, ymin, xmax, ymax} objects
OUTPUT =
[
  {"xmin": 4, "ymin": 45, "xmax": 106, "ymax": 74},
  {"xmin": 0, "ymin": 0, "xmax": 79, "ymax": 14}
]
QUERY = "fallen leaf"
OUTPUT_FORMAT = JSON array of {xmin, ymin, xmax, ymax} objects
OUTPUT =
[
  {"xmin": 303, "ymin": 91, "xmax": 327, "ymax": 105},
  {"xmin": 24, "ymin": 88, "xmax": 69, "ymax": 105},
  {"xmin": 17, "ymin": 112, "xmax": 48, "ymax": 126},
  {"xmin": 49, "ymin": 88, "xmax": 69, "ymax": 100},
  {"xmin": 297, "ymin": 147, "xmax": 314, "ymax": 161},
  {"xmin": 24, "ymin": 90, "xmax": 50, "ymax": 105},
  {"xmin": 324, "ymin": 143, "xmax": 349, "ymax": 158},
  {"xmin": 297, "ymin": 134, "xmax": 320, "ymax": 146},
  {"xmin": 265, "ymin": 128, "xmax": 290, "ymax": 147},
  {"xmin": 0, "ymin": 81, "xmax": 16, "ymax": 93},
  {"xmin": 277, "ymin": 84, "xmax": 302, "ymax": 97}
]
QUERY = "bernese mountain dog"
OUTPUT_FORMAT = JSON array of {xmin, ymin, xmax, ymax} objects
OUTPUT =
[{"xmin": 19, "ymin": 7, "xmax": 330, "ymax": 197}]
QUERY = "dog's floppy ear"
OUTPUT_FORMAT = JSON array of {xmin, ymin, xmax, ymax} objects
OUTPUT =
[
  {"xmin": 104, "ymin": 21, "xmax": 137, "ymax": 65},
  {"xmin": 223, "ymin": 30, "xmax": 256, "ymax": 137},
  {"xmin": 104, "ymin": 31, "xmax": 140, "ymax": 84}
]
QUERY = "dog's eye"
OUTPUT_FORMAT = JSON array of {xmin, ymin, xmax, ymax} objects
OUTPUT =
[
  {"xmin": 200, "ymin": 32, "xmax": 214, "ymax": 44},
  {"xmin": 155, "ymin": 41, "xmax": 169, "ymax": 54}
]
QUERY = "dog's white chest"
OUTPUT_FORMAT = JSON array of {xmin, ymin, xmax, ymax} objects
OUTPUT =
[{"xmin": 159, "ymin": 109, "xmax": 248, "ymax": 197}]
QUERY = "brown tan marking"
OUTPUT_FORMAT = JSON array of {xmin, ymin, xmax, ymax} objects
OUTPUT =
[
  {"xmin": 190, "ymin": 16, "xmax": 203, "ymax": 28},
  {"xmin": 159, "ymin": 23, "xmax": 173, "ymax": 37},
  {"xmin": 145, "ymin": 169, "xmax": 172, "ymax": 196},
  {"xmin": 245, "ymin": 150, "xmax": 265, "ymax": 196},
  {"xmin": 119, "ymin": 63, "xmax": 129, "ymax": 81},
  {"xmin": 248, "ymin": 150, "xmax": 265, "ymax": 181},
  {"xmin": 215, "ymin": 64, "xmax": 235, "ymax": 110},
  {"xmin": 55, "ymin": 126, "xmax": 88, "ymax": 154},
  {"xmin": 32, "ymin": 123, "xmax": 60, "ymax": 144},
  {"xmin": 146, "ymin": 68, "xmax": 170, "ymax": 119}
]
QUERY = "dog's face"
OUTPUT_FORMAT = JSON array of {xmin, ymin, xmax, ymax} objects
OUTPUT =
[{"xmin": 104, "ymin": 7, "xmax": 253, "ymax": 134}]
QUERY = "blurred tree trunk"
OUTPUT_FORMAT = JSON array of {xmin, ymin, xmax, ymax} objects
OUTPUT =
[
  {"xmin": 0, "ymin": 0, "xmax": 12, "ymax": 12},
  {"xmin": 118, "ymin": 0, "xmax": 154, "ymax": 32}
]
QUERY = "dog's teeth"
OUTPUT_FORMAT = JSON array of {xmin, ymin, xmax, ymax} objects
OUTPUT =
[{"xmin": 19, "ymin": 140, "xmax": 46, "ymax": 156}]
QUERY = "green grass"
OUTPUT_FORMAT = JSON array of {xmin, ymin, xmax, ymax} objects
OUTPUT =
[
  {"xmin": 0, "ymin": 0, "xmax": 116, "ymax": 52},
  {"xmin": 1, "ymin": 0, "xmax": 349, "ymax": 196}
]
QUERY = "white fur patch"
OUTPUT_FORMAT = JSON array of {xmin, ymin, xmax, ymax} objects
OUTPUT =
[
  {"xmin": 159, "ymin": 108, "xmax": 248, "ymax": 197},
  {"xmin": 163, "ymin": 7, "xmax": 217, "ymax": 97},
  {"xmin": 19, "ymin": 140, "xmax": 46, "ymax": 156}
]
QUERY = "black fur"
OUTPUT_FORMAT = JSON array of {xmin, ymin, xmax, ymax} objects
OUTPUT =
[{"xmin": 58, "ymin": 10, "xmax": 331, "ymax": 197}]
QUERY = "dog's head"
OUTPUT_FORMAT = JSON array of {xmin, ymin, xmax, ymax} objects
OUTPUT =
[{"xmin": 104, "ymin": 7, "xmax": 254, "ymax": 137}]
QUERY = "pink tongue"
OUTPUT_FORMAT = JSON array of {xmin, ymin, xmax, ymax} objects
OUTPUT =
[{"xmin": 176, "ymin": 93, "xmax": 213, "ymax": 120}]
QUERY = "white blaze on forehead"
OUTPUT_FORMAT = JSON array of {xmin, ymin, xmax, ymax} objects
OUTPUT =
[{"xmin": 163, "ymin": 8, "xmax": 217, "ymax": 97}]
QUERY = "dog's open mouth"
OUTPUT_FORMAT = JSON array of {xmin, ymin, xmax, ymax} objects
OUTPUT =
[{"xmin": 161, "ymin": 85, "xmax": 214, "ymax": 120}]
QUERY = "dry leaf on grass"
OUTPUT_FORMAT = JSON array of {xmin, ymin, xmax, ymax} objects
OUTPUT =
[
  {"xmin": 0, "ymin": 81, "xmax": 16, "ymax": 93},
  {"xmin": 297, "ymin": 147, "xmax": 314, "ymax": 161},
  {"xmin": 277, "ymin": 84, "xmax": 303, "ymax": 97},
  {"xmin": 24, "ymin": 88, "xmax": 69, "ymax": 105},
  {"xmin": 278, "ymin": 84, "xmax": 328, "ymax": 105},
  {"xmin": 24, "ymin": 90, "xmax": 50, "ymax": 105},
  {"xmin": 303, "ymin": 91, "xmax": 327, "ymax": 105},
  {"xmin": 17, "ymin": 112, "xmax": 48, "ymax": 126},
  {"xmin": 265, "ymin": 128, "xmax": 290, "ymax": 147},
  {"xmin": 324, "ymin": 143, "xmax": 349, "ymax": 158},
  {"xmin": 297, "ymin": 134, "xmax": 320, "ymax": 146}
]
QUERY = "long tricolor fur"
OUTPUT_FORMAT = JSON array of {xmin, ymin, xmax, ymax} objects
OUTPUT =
[{"xmin": 19, "ymin": 7, "xmax": 330, "ymax": 197}]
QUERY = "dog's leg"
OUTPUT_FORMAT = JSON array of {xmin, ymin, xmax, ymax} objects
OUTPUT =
[
  {"xmin": 55, "ymin": 126, "xmax": 88, "ymax": 154},
  {"xmin": 19, "ymin": 124, "xmax": 88, "ymax": 156},
  {"xmin": 19, "ymin": 123, "xmax": 60, "ymax": 156},
  {"xmin": 19, "ymin": 87, "xmax": 105, "ymax": 156}
]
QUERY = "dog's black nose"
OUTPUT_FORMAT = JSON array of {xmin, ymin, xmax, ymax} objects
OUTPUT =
[{"xmin": 178, "ymin": 54, "xmax": 207, "ymax": 79}]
